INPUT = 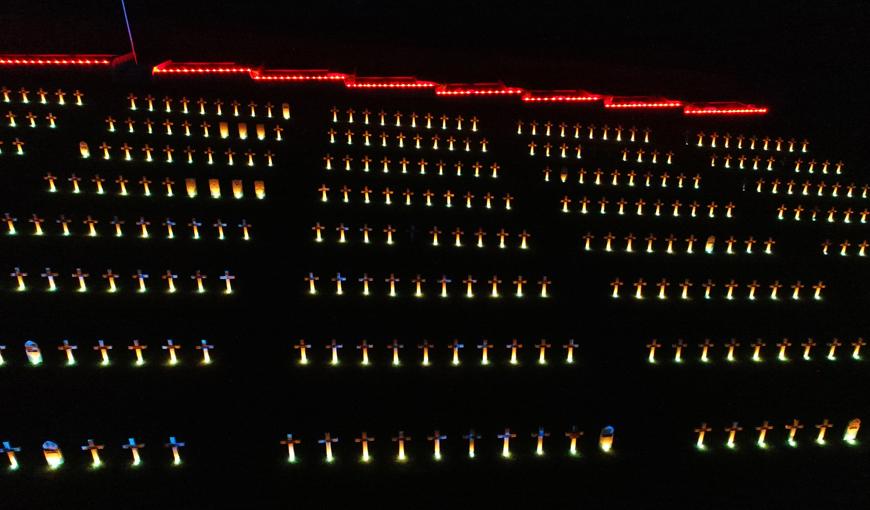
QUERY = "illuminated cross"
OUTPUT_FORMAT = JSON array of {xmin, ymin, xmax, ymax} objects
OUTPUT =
[
  {"xmin": 498, "ymin": 429, "xmax": 516, "ymax": 458},
  {"xmin": 489, "ymin": 275, "xmax": 502, "ymax": 297},
  {"xmin": 93, "ymin": 340, "xmax": 112, "ymax": 365},
  {"xmin": 191, "ymin": 270, "xmax": 207, "ymax": 293},
  {"xmin": 538, "ymin": 276, "xmax": 551, "ymax": 298},
  {"xmin": 673, "ymin": 339, "xmax": 687, "ymax": 362},
  {"xmin": 11, "ymin": 138, "xmax": 24, "ymax": 155},
  {"xmin": 694, "ymin": 423, "xmax": 712, "ymax": 449},
  {"xmin": 506, "ymin": 339, "xmax": 523, "ymax": 365},
  {"xmin": 72, "ymin": 268, "xmax": 89, "ymax": 291},
  {"xmin": 162, "ymin": 270, "xmax": 178, "ymax": 293},
  {"xmin": 463, "ymin": 430, "xmax": 480, "ymax": 458},
  {"xmin": 220, "ymin": 271, "xmax": 235, "ymax": 294},
  {"xmin": 214, "ymin": 219, "xmax": 227, "ymax": 240},
  {"xmin": 427, "ymin": 431, "xmax": 446, "ymax": 460},
  {"xmin": 388, "ymin": 339, "xmax": 404, "ymax": 366},
  {"xmin": 355, "ymin": 432, "xmax": 375, "ymax": 462},
  {"xmin": 58, "ymin": 339, "xmax": 77, "ymax": 365},
  {"xmin": 10, "ymin": 267, "xmax": 27, "ymax": 291},
  {"xmin": 852, "ymin": 338, "xmax": 866, "ymax": 360},
  {"xmin": 815, "ymin": 419, "xmax": 833, "ymax": 444},
  {"xmin": 128, "ymin": 340, "xmax": 147, "ymax": 365},
  {"xmin": 769, "ymin": 280, "xmax": 782, "ymax": 300},
  {"xmin": 165, "ymin": 437, "xmax": 185, "ymax": 465},
  {"xmin": 610, "ymin": 278, "xmax": 623, "ymax": 298},
  {"xmin": 418, "ymin": 340, "xmax": 434, "ymax": 365},
  {"xmin": 357, "ymin": 340, "xmax": 373, "ymax": 365},
  {"xmin": 280, "ymin": 434, "xmax": 301, "ymax": 463},
  {"xmin": 1, "ymin": 441, "xmax": 21, "ymax": 470},
  {"xmin": 827, "ymin": 338, "xmax": 842, "ymax": 360},
  {"xmin": 563, "ymin": 339, "xmax": 578, "ymax": 364},
  {"xmin": 478, "ymin": 339, "xmax": 493, "ymax": 365},
  {"xmin": 791, "ymin": 281, "xmax": 804, "ymax": 300},
  {"xmin": 634, "ymin": 278, "xmax": 646, "ymax": 299},
  {"xmin": 392, "ymin": 431, "xmax": 411, "ymax": 461},
  {"xmin": 386, "ymin": 273, "xmax": 400, "ymax": 297},
  {"xmin": 238, "ymin": 220, "xmax": 251, "ymax": 241},
  {"xmin": 162, "ymin": 339, "xmax": 181, "ymax": 365},
  {"xmin": 699, "ymin": 339, "xmax": 714, "ymax": 363},
  {"xmin": 327, "ymin": 339, "xmax": 343, "ymax": 365},
  {"xmin": 463, "ymin": 275, "xmax": 476, "ymax": 298},
  {"xmin": 750, "ymin": 339, "xmax": 766, "ymax": 362},
  {"xmin": 755, "ymin": 421, "xmax": 774, "ymax": 448},
  {"xmin": 294, "ymin": 340, "xmax": 311, "ymax": 365},
  {"xmin": 784, "ymin": 419, "xmax": 804, "ymax": 446},
  {"xmin": 534, "ymin": 339, "xmax": 551, "ymax": 364},
  {"xmin": 359, "ymin": 274, "xmax": 373, "ymax": 296},
  {"xmin": 81, "ymin": 439, "xmax": 105, "ymax": 467},
  {"xmin": 680, "ymin": 279, "xmax": 693, "ymax": 300},
  {"xmin": 44, "ymin": 172, "xmax": 57, "ymax": 192},
  {"xmin": 725, "ymin": 422, "xmax": 742, "ymax": 448},
  {"xmin": 812, "ymin": 281, "xmax": 825, "ymax": 300}
]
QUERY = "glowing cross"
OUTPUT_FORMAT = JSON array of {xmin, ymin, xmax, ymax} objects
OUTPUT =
[
  {"xmin": 392, "ymin": 431, "xmax": 410, "ymax": 461},
  {"xmin": 58, "ymin": 340, "xmax": 77, "ymax": 365},
  {"xmin": 357, "ymin": 340, "xmax": 373, "ymax": 365},
  {"xmin": 478, "ymin": 340, "xmax": 493, "ymax": 365},
  {"xmin": 755, "ymin": 421, "xmax": 774, "ymax": 448},
  {"xmin": 801, "ymin": 338, "xmax": 816, "ymax": 360},
  {"xmin": 646, "ymin": 339, "xmax": 662, "ymax": 363},
  {"xmin": 538, "ymin": 276, "xmax": 551, "ymax": 298},
  {"xmin": 852, "ymin": 338, "xmax": 866, "ymax": 360},
  {"xmin": 673, "ymin": 339, "xmax": 687, "ymax": 362},
  {"xmin": 162, "ymin": 339, "xmax": 181, "ymax": 365},
  {"xmin": 294, "ymin": 340, "xmax": 311, "ymax": 365},
  {"xmin": 123, "ymin": 438, "xmax": 145, "ymax": 466},
  {"xmin": 129, "ymin": 340, "xmax": 147, "ymax": 365},
  {"xmin": 280, "ymin": 434, "xmax": 301, "ymax": 463},
  {"xmin": 40, "ymin": 267, "xmax": 58, "ymax": 291},
  {"xmin": 191, "ymin": 271, "xmax": 207, "ymax": 293},
  {"xmin": 532, "ymin": 427, "xmax": 550, "ymax": 456},
  {"xmin": 102, "ymin": 269, "xmax": 119, "ymax": 292},
  {"xmin": 827, "ymin": 338, "xmax": 842, "ymax": 360},
  {"xmin": 694, "ymin": 422, "xmax": 712, "ymax": 449},
  {"xmin": 355, "ymin": 432, "xmax": 375, "ymax": 462},
  {"xmin": 725, "ymin": 422, "xmax": 742, "ymax": 448},
  {"xmin": 535, "ymin": 339, "xmax": 551, "ymax": 364},
  {"xmin": 132, "ymin": 270, "xmax": 149, "ymax": 293},
  {"xmin": 327, "ymin": 339, "xmax": 343, "ymax": 365},
  {"xmin": 816, "ymin": 419, "xmax": 833, "ymax": 444},
  {"xmin": 162, "ymin": 270, "xmax": 178, "ymax": 293},
  {"xmin": 785, "ymin": 419, "xmax": 804, "ymax": 446},
  {"xmin": 72, "ymin": 268, "xmax": 89, "ymax": 292},
  {"xmin": 563, "ymin": 339, "xmax": 578, "ymax": 364},
  {"xmin": 219, "ymin": 271, "xmax": 235, "ymax": 294},
  {"xmin": 418, "ymin": 340, "xmax": 434, "ymax": 366},
  {"xmin": 699, "ymin": 339, "xmax": 714, "ymax": 363},
  {"xmin": 165, "ymin": 437, "xmax": 185, "ymax": 465},
  {"xmin": 1, "ymin": 441, "xmax": 21, "ymax": 470},
  {"xmin": 498, "ymin": 429, "xmax": 516, "ymax": 458},
  {"xmin": 463, "ymin": 430, "xmax": 480, "ymax": 458},
  {"xmin": 506, "ymin": 339, "xmax": 523, "ymax": 365},
  {"xmin": 812, "ymin": 281, "xmax": 825, "ymax": 300},
  {"xmin": 389, "ymin": 339, "xmax": 404, "ymax": 366},
  {"xmin": 450, "ymin": 339, "xmax": 464, "ymax": 365},
  {"xmin": 90, "ymin": 340, "xmax": 112, "ymax": 366},
  {"xmin": 81, "ymin": 439, "xmax": 105, "ymax": 467}
]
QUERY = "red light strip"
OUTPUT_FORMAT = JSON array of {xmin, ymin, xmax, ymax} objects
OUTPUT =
[
  {"xmin": 604, "ymin": 96, "xmax": 683, "ymax": 109},
  {"xmin": 684, "ymin": 102, "xmax": 769, "ymax": 115},
  {"xmin": 345, "ymin": 77, "xmax": 437, "ymax": 89},
  {"xmin": 0, "ymin": 54, "xmax": 112, "ymax": 66},
  {"xmin": 522, "ymin": 90, "xmax": 601, "ymax": 103},
  {"xmin": 251, "ymin": 69, "xmax": 347, "ymax": 81},
  {"xmin": 436, "ymin": 83, "xmax": 525, "ymax": 96},
  {"xmin": 145, "ymin": 60, "xmax": 767, "ymax": 115}
]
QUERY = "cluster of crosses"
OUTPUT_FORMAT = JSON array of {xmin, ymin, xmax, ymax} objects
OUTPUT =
[
  {"xmin": 755, "ymin": 177, "xmax": 866, "ymax": 198},
  {"xmin": 330, "ymin": 107, "xmax": 479, "ymax": 132},
  {"xmin": 41, "ymin": 172, "xmax": 266, "ymax": 200},
  {"xmin": 695, "ymin": 131, "xmax": 809, "ymax": 152},
  {"xmin": 281, "ymin": 425, "xmax": 612, "ymax": 463},
  {"xmin": 80, "ymin": 140, "xmax": 275, "ymax": 167},
  {"xmin": 292, "ymin": 338, "xmax": 580, "ymax": 366},
  {"xmin": 0, "ymin": 137, "xmax": 26, "ymax": 155},
  {"xmin": 5, "ymin": 110, "xmax": 58, "ymax": 128},
  {"xmin": 126, "ymin": 93, "xmax": 290, "ymax": 120},
  {"xmin": 8, "ymin": 267, "xmax": 235, "ymax": 294},
  {"xmin": 518, "ymin": 120, "xmax": 651, "ymax": 144},
  {"xmin": 693, "ymin": 418, "xmax": 861, "ymax": 450},
  {"xmin": 710, "ymin": 152, "xmax": 845, "ymax": 174},
  {"xmin": 323, "ymin": 153, "xmax": 500, "ymax": 178},
  {"xmin": 583, "ymin": 232, "xmax": 774, "ymax": 255},
  {"xmin": 327, "ymin": 127, "xmax": 488, "ymax": 153},
  {"xmin": 544, "ymin": 168, "xmax": 694, "ymax": 187},
  {"xmin": 561, "ymin": 196, "xmax": 734, "ymax": 218},
  {"xmin": 645, "ymin": 337, "xmax": 864, "ymax": 364},
  {"xmin": 106, "ymin": 114, "xmax": 284, "ymax": 142},
  {"xmin": 1, "ymin": 86, "xmax": 84, "ymax": 106},
  {"xmin": 317, "ymin": 184, "xmax": 513, "ymax": 210},
  {"xmin": 821, "ymin": 239, "xmax": 870, "ymax": 256},
  {"xmin": 777, "ymin": 202, "xmax": 868, "ymax": 223},
  {"xmin": 3, "ymin": 213, "xmax": 251, "ymax": 240},
  {"xmin": 610, "ymin": 278, "xmax": 825, "ymax": 300},
  {"xmin": 305, "ymin": 272, "xmax": 551, "ymax": 298},
  {"xmin": 0, "ymin": 436, "xmax": 186, "ymax": 470},
  {"xmin": 312, "ymin": 222, "xmax": 529, "ymax": 249},
  {"xmin": 0, "ymin": 339, "xmax": 214, "ymax": 366}
]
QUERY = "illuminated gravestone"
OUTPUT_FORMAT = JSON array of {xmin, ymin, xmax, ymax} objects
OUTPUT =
[
  {"xmin": 599, "ymin": 426, "xmax": 615, "ymax": 453},
  {"xmin": 392, "ymin": 431, "xmax": 411, "ymax": 462},
  {"xmin": 1, "ymin": 441, "xmax": 21, "ymax": 470},
  {"xmin": 25, "ymin": 340, "xmax": 42, "ymax": 365},
  {"xmin": 354, "ymin": 432, "xmax": 375, "ymax": 463},
  {"xmin": 165, "ymin": 437, "xmax": 185, "ymax": 465},
  {"xmin": 42, "ymin": 441, "xmax": 63, "ymax": 469},
  {"xmin": 694, "ymin": 422, "xmax": 712, "ymax": 450},
  {"xmin": 81, "ymin": 439, "xmax": 105, "ymax": 468},
  {"xmin": 844, "ymin": 418, "xmax": 861, "ymax": 444},
  {"xmin": 427, "ymin": 431, "xmax": 446, "ymax": 460}
]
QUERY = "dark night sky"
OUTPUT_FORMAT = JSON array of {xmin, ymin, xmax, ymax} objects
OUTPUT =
[{"xmin": 3, "ymin": 1, "xmax": 869, "ymax": 146}]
